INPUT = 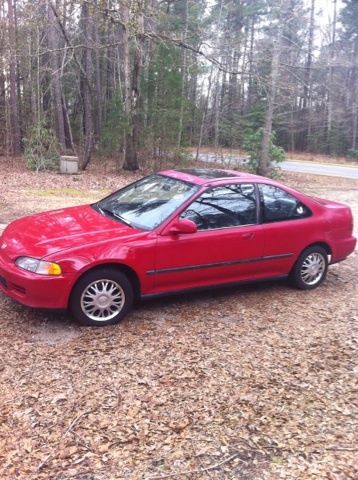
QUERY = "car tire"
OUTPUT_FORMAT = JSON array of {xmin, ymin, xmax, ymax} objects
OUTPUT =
[
  {"xmin": 291, "ymin": 246, "xmax": 328, "ymax": 290},
  {"xmin": 70, "ymin": 268, "xmax": 134, "ymax": 326}
]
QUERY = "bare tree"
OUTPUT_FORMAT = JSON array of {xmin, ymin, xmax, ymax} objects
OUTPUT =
[
  {"xmin": 259, "ymin": 1, "xmax": 286, "ymax": 176},
  {"xmin": 1, "ymin": 0, "xmax": 357, "ymax": 166},
  {"xmin": 352, "ymin": 46, "xmax": 358, "ymax": 150},
  {"xmin": 92, "ymin": 0, "xmax": 103, "ymax": 141},
  {"xmin": 304, "ymin": 0, "xmax": 315, "ymax": 149},
  {"xmin": 177, "ymin": 0, "xmax": 188, "ymax": 149},
  {"xmin": 48, "ymin": 0, "xmax": 66, "ymax": 149},
  {"xmin": 327, "ymin": 0, "xmax": 337, "ymax": 138},
  {"xmin": 122, "ymin": 0, "xmax": 145, "ymax": 171},
  {"xmin": 80, "ymin": 0, "xmax": 94, "ymax": 169},
  {"xmin": 7, "ymin": 0, "xmax": 21, "ymax": 155}
]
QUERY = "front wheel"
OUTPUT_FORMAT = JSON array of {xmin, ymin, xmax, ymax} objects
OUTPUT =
[
  {"xmin": 70, "ymin": 268, "xmax": 134, "ymax": 326},
  {"xmin": 291, "ymin": 246, "xmax": 328, "ymax": 290}
]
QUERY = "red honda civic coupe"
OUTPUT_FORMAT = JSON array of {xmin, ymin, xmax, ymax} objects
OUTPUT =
[{"xmin": 0, "ymin": 168, "xmax": 356, "ymax": 326}]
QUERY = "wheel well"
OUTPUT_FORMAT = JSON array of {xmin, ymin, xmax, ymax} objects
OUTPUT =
[
  {"xmin": 72, "ymin": 263, "xmax": 141, "ymax": 300},
  {"xmin": 303, "ymin": 242, "xmax": 332, "ymax": 256},
  {"xmin": 290, "ymin": 242, "xmax": 332, "ymax": 275},
  {"xmin": 287, "ymin": 242, "xmax": 331, "ymax": 281}
]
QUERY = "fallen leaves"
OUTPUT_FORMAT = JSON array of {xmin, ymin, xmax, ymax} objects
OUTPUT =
[
  {"xmin": 0, "ymin": 157, "xmax": 357, "ymax": 479},
  {"xmin": 168, "ymin": 417, "xmax": 191, "ymax": 433}
]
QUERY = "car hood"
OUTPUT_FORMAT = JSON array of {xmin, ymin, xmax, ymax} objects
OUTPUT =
[{"xmin": 1, "ymin": 204, "xmax": 141, "ymax": 260}]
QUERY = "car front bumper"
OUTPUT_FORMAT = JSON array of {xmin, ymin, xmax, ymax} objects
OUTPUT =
[{"xmin": 0, "ymin": 254, "xmax": 74, "ymax": 309}]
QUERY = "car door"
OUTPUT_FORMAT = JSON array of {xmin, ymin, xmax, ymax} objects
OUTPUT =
[
  {"xmin": 258, "ymin": 183, "xmax": 316, "ymax": 275},
  {"xmin": 151, "ymin": 183, "xmax": 265, "ymax": 293}
]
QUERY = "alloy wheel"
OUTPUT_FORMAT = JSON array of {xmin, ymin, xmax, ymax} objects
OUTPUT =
[
  {"xmin": 80, "ymin": 279, "xmax": 125, "ymax": 321},
  {"xmin": 300, "ymin": 252, "xmax": 326, "ymax": 286}
]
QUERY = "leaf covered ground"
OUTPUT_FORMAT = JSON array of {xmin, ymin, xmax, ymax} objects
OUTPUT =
[{"xmin": 0, "ymin": 158, "xmax": 357, "ymax": 480}]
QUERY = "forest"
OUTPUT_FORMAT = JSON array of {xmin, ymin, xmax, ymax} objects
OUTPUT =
[{"xmin": 0, "ymin": 0, "xmax": 357, "ymax": 174}]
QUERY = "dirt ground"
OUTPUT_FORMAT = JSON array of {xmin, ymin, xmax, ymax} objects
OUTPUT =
[{"xmin": 0, "ymin": 158, "xmax": 357, "ymax": 480}]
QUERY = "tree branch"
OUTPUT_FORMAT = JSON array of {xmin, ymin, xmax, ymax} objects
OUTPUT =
[{"xmin": 48, "ymin": 1, "xmax": 92, "ymax": 90}]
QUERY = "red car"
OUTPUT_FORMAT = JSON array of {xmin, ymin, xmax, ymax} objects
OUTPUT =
[{"xmin": 0, "ymin": 169, "xmax": 356, "ymax": 326}]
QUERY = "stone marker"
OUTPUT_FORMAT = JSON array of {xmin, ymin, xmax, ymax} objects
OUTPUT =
[{"xmin": 60, "ymin": 156, "xmax": 79, "ymax": 174}]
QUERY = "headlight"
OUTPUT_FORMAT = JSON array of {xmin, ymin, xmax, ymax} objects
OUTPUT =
[{"xmin": 15, "ymin": 257, "xmax": 62, "ymax": 275}]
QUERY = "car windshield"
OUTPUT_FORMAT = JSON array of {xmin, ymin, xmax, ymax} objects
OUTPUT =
[{"xmin": 94, "ymin": 174, "xmax": 199, "ymax": 230}]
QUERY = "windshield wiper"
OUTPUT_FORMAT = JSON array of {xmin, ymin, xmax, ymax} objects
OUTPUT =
[{"xmin": 97, "ymin": 206, "xmax": 133, "ymax": 227}]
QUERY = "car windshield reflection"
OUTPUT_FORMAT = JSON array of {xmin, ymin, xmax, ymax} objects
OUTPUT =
[{"xmin": 94, "ymin": 174, "xmax": 199, "ymax": 230}]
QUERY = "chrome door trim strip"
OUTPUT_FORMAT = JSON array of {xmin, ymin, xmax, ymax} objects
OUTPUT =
[{"xmin": 146, "ymin": 253, "xmax": 293, "ymax": 276}]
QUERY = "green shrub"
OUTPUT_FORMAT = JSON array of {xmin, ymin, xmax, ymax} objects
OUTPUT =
[
  {"xmin": 24, "ymin": 120, "xmax": 60, "ymax": 172},
  {"xmin": 172, "ymin": 147, "xmax": 192, "ymax": 165},
  {"xmin": 347, "ymin": 148, "xmax": 358, "ymax": 160},
  {"xmin": 243, "ymin": 128, "xmax": 285, "ymax": 175}
]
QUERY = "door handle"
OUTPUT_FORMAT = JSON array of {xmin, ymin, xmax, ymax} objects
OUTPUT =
[{"xmin": 241, "ymin": 232, "xmax": 255, "ymax": 240}]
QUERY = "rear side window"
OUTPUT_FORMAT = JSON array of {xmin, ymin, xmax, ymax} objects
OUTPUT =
[{"xmin": 259, "ymin": 184, "xmax": 311, "ymax": 223}]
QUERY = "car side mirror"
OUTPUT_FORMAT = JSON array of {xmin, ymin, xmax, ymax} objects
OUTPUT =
[{"xmin": 165, "ymin": 218, "xmax": 197, "ymax": 235}]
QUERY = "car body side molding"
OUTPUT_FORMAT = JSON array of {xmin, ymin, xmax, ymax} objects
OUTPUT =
[{"xmin": 146, "ymin": 253, "xmax": 293, "ymax": 276}]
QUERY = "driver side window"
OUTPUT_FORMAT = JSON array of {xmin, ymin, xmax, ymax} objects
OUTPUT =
[{"xmin": 180, "ymin": 184, "xmax": 257, "ymax": 230}]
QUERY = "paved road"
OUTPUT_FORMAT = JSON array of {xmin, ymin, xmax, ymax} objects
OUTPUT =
[
  {"xmin": 281, "ymin": 160, "xmax": 358, "ymax": 179},
  {"xmin": 195, "ymin": 153, "xmax": 358, "ymax": 180}
]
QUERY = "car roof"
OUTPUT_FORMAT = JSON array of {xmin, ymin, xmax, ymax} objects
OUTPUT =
[{"xmin": 160, "ymin": 168, "xmax": 264, "ymax": 186}]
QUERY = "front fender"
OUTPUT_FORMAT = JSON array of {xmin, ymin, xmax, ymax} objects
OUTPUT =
[{"xmin": 45, "ymin": 235, "xmax": 157, "ymax": 300}]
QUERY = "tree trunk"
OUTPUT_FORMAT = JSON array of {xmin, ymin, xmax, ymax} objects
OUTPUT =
[
  {"xmin": 213, "ymin": 0, "xmax": 224, "ymax": 149},
  {"xmin": 258, "ymin": 1, "xmax": 285, "ymax": 176},
  {"xmin": 305, "ymin": 0, "xmax": 315, "ymax": 150},
  {"xmin": 196, "ymin": 64, "xmax": 214, "ymax": 161},
  {"xmin": 213, "ymin": 71, "xmax": 222, "ymax": 149},
  {"xmin": 123, "ymin": 0, "xmax": 145, "ymax": 171},
  {"xmin": 48, "ymin": 0, "xmax": 66, "ymax": 150},
  {"xmin": 0, "ymin": 2, "xmax": 6, "ymax": 153},
  {"xmin": 93, "ymin": 0, "xmax": 103, "ymax": 140},
  {"xmin": 7, "ymin": 0, "xmax": 21, "ymax": 156},
  {"xmin": 177, "ymin": 0, "xmax": 188, "ymax": 149},
  {"xmin": 352, "ymin": 106, "xmax": 357, "ymax": 150},
  {"xmin": 80, "ymin": 2, "xmax": 94, "ymax": 170},
  {"xmin": 0, "ymin": 58, "xmax": 5, "ymax": 152},
  {"xmin": 124, "ymin": 37, "xmax": 143, "ymax": 170},
  {"xmin": 351, "ymin": 42, "xmax": 358, "ymax": 150},
  {"xmin": 303, "ymin": 0, "xmax": 315, "ymax": 110},
  {"xmin": 36, "ymin": 26, "xmax": 41, "ymax": 123},
  {"xmin": 188, "ymin": 52, "xmax": 198, "ymax": 145},
  {"xmin": 122, "ymin": 2, "xmax": 134, "ymax": 169},
  {"xmin": 327, "ymin": 0, "xmax": 337, "ymax": 139},
  {"xmin": 247, "ymin": 15, "xmax": 256, "ymax": 112}
]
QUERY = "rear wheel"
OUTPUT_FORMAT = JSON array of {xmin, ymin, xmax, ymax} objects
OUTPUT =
[
  {"xmin": 291, "ymin": 246, "xmax": 328, "ymax": 290},
  {"xmin": 70, "ymin": 268, "xmax": 134, "ymax": 326}
]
